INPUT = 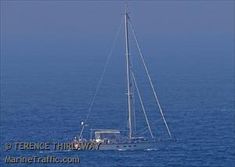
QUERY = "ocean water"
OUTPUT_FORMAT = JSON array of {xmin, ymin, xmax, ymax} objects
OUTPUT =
[{"xmin": 0, "ymin": 33, "xmax": 234, "ymax": 167}]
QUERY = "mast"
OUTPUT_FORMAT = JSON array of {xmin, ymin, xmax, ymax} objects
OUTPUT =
[{"xmin": 124, "ymin": 8, "xmax": 133, "ymax": 139}]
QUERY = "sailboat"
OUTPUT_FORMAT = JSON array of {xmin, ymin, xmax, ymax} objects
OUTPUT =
[{"xmin": 73, "ymin": 6, "xmax": 174, "ymax": 151}]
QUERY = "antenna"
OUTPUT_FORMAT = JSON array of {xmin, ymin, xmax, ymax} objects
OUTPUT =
[{"xmin": 125, "ymin": 1, "xmax": 129, "ymax": 13}]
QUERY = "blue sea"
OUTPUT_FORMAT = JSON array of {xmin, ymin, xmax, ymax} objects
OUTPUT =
[{"xmin": 1, "ymin": 27, "xmax": 234, "ymax": 166}]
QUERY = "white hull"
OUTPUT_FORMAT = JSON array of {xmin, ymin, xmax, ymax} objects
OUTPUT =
[{"xmin": 98, "ymin": 141, "xmax": 160, "ymax": 151}]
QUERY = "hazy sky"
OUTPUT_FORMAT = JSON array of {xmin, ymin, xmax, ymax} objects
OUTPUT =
[
  {"xmin": 1, "ymin": 1, "xmax": 234, "ymax": 76},
  {"xmin": 1, "ymin": 1, "xmax": 234, "ymax": 39}
]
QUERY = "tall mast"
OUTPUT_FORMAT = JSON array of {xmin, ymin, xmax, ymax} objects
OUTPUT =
[{"xmin": 124, "ymin": 8, "xmax": 133, "ymax": 139}]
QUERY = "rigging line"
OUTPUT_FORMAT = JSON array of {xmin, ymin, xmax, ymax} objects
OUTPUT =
[
  {"xmin": 131, "ymin": 68, "xmax": 137, "ymax": 135},
  {"xmin": 79, "ymin": 18, "xmax": 123, "ymax": 138},
  {"xmin": 138, "ymin": 129, "xmax": 149, "ymax": 136},
  {"xmin": 132, "ymin": 86, "xmax": 137, "ymax": 135},
  {"xmin": 129, "ymin": 19, "xmax": 172, "ymax": 138},
  {"xmin": 131, "ymin": 71, "xmax": 154, "ymax": 138},
  {"xmin": 137, "ymin": 127, "xmax": 148, "ymax": 134}
]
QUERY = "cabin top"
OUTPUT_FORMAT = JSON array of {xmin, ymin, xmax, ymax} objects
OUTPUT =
[
  {"xmin": 94, "ymin": 129, "xmax": 120, "ymax": 134},
  {"xmin": 94, "ymin": 129, "xmax": 121, "ymax": 141}
]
